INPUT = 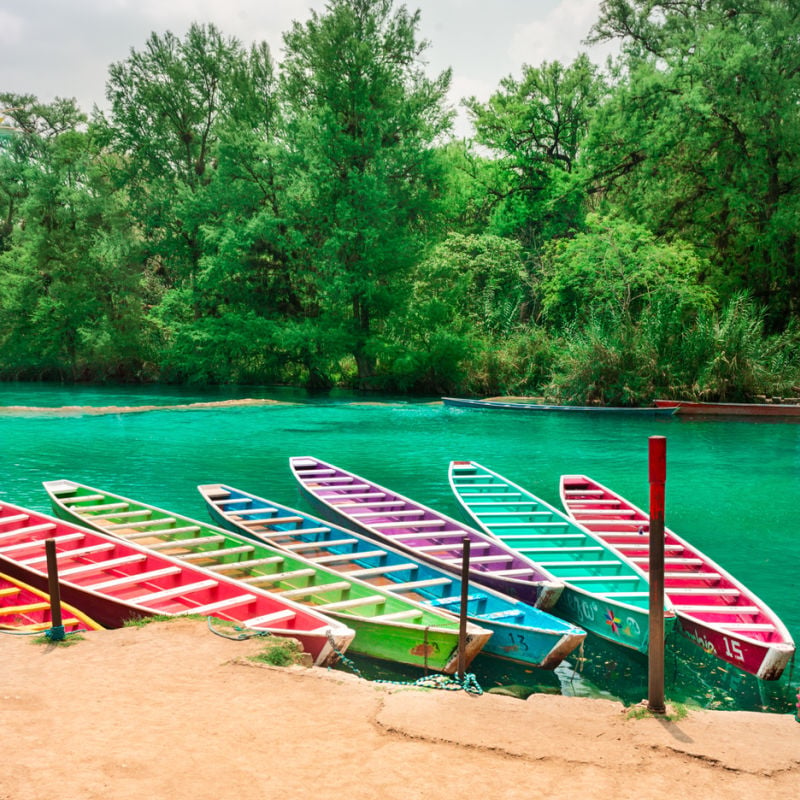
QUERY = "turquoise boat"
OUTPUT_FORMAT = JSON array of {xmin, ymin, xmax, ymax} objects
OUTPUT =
[
  {"xmin": 43, "ymin": 479, "xmax": 491, "ymax": 673},
  {"xmin": 448, "ymin": 461, "xmax": 677, "ymax": 653},
  {"xmin": 199, "ymin": 483, "xmax": 587, "ymax": 669}
]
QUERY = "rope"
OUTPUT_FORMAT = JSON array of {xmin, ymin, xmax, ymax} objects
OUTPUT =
[
  {"xmin": 0, "ymin": 625, "xmax": 85, "ymax": 639},
  {"xmin": 206, "ymin": 616, "xmax": 273, "ymax": 641},
  {"xmin": 325, "ymin": 631, "xmax": 483, "ymax": 695}
]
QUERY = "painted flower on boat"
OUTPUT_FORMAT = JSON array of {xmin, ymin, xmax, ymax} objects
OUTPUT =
[{"xmin": 605, "ymin": 608, "xmax": 621, "ymax": 634}]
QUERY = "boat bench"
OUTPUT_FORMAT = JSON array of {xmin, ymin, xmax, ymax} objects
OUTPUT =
[
  {"xmin": 91, "ymin": 566, "xmax": 182, "ymax": 591},
  {"xmin": 315, "ymin": 549, "xmax": 386, "ymax": 564},
  {"xmin": 318, "ymin": 595, "xmax": 387, "ymax": 611},
  {"xmin": 243, "ymin": 609, "xmax": 297, "ymax": 628},
  {"xmin": 280, "ymin": 580, "xmax": 352, "ymax": 598},
  {"xmin": 189, "ymin": 594, "xmax": 258, "ymax": 616},
  {"xmin": 386, "ymin": 577, "xmax": 453, "ymax": 592},
  {"xmin": 131, "ymin": 579, "xmax": 218, "ymax": 606},
  {"xmin": 61, "ymin": 553, "xmax": 148, "ymax": 577}
]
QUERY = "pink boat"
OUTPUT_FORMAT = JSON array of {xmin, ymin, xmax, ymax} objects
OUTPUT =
[
  {"xmin": 0, "ymin": 500, "xmax": 354, "ymax": 666},
  {"xmin": 654, "ymin": 399, "xmax": 800, "ymax": 417},
  {"xmin": 559, "ymin": 475, "xmax": 795, "ymax": 680}
]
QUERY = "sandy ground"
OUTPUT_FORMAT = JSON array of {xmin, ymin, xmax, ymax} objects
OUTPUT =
[{"xmin": 2, "ymin": 620, "xmax": 798, "ymax": 800}]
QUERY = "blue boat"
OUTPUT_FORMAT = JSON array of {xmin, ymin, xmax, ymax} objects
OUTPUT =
[{"xmin": 199, "ymin": 483, "xmax": 587, "ymax": 669}]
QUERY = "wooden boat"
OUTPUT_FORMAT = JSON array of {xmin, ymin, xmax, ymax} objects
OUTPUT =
[
  {"xmin": 0, "ymin": 499, "xmax": 353, "ymax": 666},
  {"xmin": 443, "ymin": 397, "xmax": 677, "ymax": 416},
  {"xmin": 45, "ymin": 480, "xmax": 490, "ymax": 673},
  {"xmin": 289, "ymin": 456, "xmax": 564, "ymax": 610},
  {"xmin": 448, "ymin": 461, "xmax": 677, "ymax": 653},
  {"xmin": 0, "ymin": 571, "xmax": 103, "ymax": 633},
  {"xmin": 199, "ymin": 483, "xmax": 587, "ymax": 669},
  {"xmin": 654, "ymin": 399, "xmax": 800, "ymax": 417},
  {"xmin": 559, "ymin": 474, "xmax": 796, "ymax": 680}
]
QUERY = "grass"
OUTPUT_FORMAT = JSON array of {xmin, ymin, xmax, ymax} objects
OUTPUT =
[
  {"xmin": 248, "ymin": 638, "xmax": 304, "ymax": 667},
  {"xmin": 32, "ymin": 632, "xmax": 86, "ymax": 647},
  {"xmin": 626, "ymin": 701, "xmax": 691, "ymax": 721}
]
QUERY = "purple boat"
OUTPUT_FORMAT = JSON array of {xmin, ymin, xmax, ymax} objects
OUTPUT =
[{"xmin": 289, "ymin": 456, "xmax": 563, "ymax": 610}]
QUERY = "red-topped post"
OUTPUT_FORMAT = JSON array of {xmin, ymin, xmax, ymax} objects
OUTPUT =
[{"xmin": 648, "ymin": 436, "xmax": 667, "ymax": 714}]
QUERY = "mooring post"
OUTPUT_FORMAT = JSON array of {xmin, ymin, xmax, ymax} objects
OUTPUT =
[
  {"xmin": 648, "ymin": 436, "xmax": 667, "ymax": 714},
  {"xmin": 457, "ymin": 537, "xmax": 471, "ymax": 680},
  {"xmin": 44, "ymin": 538, "xmax": 65, "ymax": 641}
]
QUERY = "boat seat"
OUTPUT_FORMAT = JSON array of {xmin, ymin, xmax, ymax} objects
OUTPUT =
[
  {"xmin": 148, "ymin": 535, "xmax": 226, "ymax": 550},
  {"xmin": 416, "ymin": 541, "xmax": 489, "ymax": 553},
  {"xmin": 317, "ymin": 595, "xmax": 387, "ymax": 611},
  {"xmin": 75, "ymin": 502, "xmax": 129, "ymax": 513},
  {"xmin": 496, "ymin": 567, "xmax": 539, "ymax": 576},
  {"xmin": 20, "ymin": 540, "xmax": 112, "ymax": 564},
  {"xmin": 518, "ymin": 546, "xmax": 603, "ymax": 554},
  {"xmin": 0, "ymin": 513, "xmax": 32, "ymax": 528},
  {"xmin": 392, "ymin": 530, "xmax": 470, "ymax": 541},
  {"xmin": 315, "ymin": 483, "xmax": 370, "ymax": 491},
  {"xmin": 105, "ymin": 516, "xmax": 176, "ymax": 530},
  {"xmin": 60, "ymin": 493, "xmax": 105, "ymax": 505},
  {"xmin": 233, "ymin": 507, "xmax": 279, "ymax": 516},
  {"xmin": 243, "ymin": 609, "xmax": 297, "ymax": 627},
  {"xmin": 346, "ymin": 563, "xmax": 418, "ymax": 578},
  {"xmin": 90, "ymin": 509, "xmax": 153, "ymax": 521},
  {"xmin": 208, "ymin": 556, "xmax": 284, "ymax": 572},
  {"xmin": 668, "ymin": 588, "xmax": 739, "ymax": 596},
  {"xmin": 385, "ymin": 577, "xmax": 453, "ymax": 592},
  {"xmin": 285, "ymin": 538, "xmax": 358, "ymax": 551},
  {"xmin": 446, "ymin": 554, "xmax": 512, "ymax": 564},
  {"xmin": 61, "ymin": 553, "xmax": 148, "ymax": 576},
  {"xmin": 5, "ymin": 522, "xmax": 58, "ymax": 537},
  {"xmin": 131, "ymin": 579, "xmax": 218, "ymax": 605},
  {"xmin": 464, "ymin": 500, "xmax": 538, "ymax": 507},
  {"xmin": 351, "ymin": 510, "xmax": 424, "ymax": 519},
  {"xmin": 430, "ymin": 594, "xmax": 481, "ymax": 606},
  {"xmin": 601, "ymin": 591, "xmax": 650, "ymax": 597},
  {"xmin": 561, "ymin": 574, "xmax": 641, "ymax": 582},
  {"xmin": 377, "ymin": 609, "xmax": 425, "ymax": 621},
  {"xmin": 476, "ymin": 511, "xmax": 547, "ymax": 518},
  {"xmin": 249, "ymin": 516, "xmax": 304, "ymax": 527},
  {"xmin": 715, "ymin": 622, "xmax": 775, "ymax": 631},
  {"xmin": 0, "ymin": 586, "xmax": 21, "ymax": 598},
  {"xmin": 290, "ymin": 527, "xmax": 330, "ymax": 535},
  {"xmin": 664, "ymin": 571, "xmax": 721, "ymax": 580},
  {"xmin": 1, "ymin": 601, "xmax": 50, "ymax": 614},
  {"xmin": 91, "ymin": 566, "xmax": 183, "ymax": 591},
  {"xmin": 575, "ymin": 509, "xmax": 636, "ymax": 516},
  {"xmin": 460, "ymin": 491, "xmax": 521, "ymax": 498},
  {"xmin": 189, "ymin": 594, "xmax": 258, "ymax": 616},
  {"xmin": 481, "ymin": 609, "xmax": 525, "ymax": 620},
  {"xmin": 674, "ymin": 605, "xmax": 761, "ymax": 614},
  {"xmin": 371, "ymin": 519, "xmax": 447, "ymax": 529},
  {"xmin": 328, "ymin": 492, "xmax": 386, "ymax": 500},
  {"xmin": 124, "ymin": 525, "xmax": 201, "ymax": 540},
  {"xmin": 500, "ymin": 533, "xmax": 584, "ymax": 541},
  {"xmin": 180, "ymin": 545, "xmax": 254, "ymax": 561},
  {"xmin": 315, "ymin": 549, "xmax": 386, "ymax": 564},
  {"xmin": 280, "ymin": 580, "xmax": 352, "ymax": 598},
  {"xmin": 243, "ymin": 568, "xmax": 317, "ymax": 586},
  {"xmin": 563, "ymin": 489, "xmax": 604, "ymax": 496}
]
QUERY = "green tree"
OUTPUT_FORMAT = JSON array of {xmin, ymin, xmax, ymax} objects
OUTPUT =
[
  {"xmin": 279, "ymin": 0, "xmax": 452, "ymax": 387},
  {"xmin": 465, "ymin": 55, "xmax": 605, "ymax": 249},
  {"xmin": 587, "ymin": 0, "xmax": 800, "ymax": 327}
]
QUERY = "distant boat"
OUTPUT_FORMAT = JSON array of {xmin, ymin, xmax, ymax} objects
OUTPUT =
[
  {"xmin": 559, "ymin": 474, "xmax": 796, "ymax": 681},
  {"xmin": 44, "ymin": 479, "xmax": 491, "ymax": 674},
  {"xmin": 199, "ymin": 482, "xmax": 587, "ymax": 670},
  {"xmin": 0, "ymin": 571, "xmax": 102, "ymax": 633},
  {"xmin": 0, "ymin": 498, "xmax": 354, "ymax": 666},
  {"xmin": 289, "ymin": 456, "xmax": 564, "ymax": 610},
  {"xmin": 443, "ymin": 397, "xmax": 677, "ymax": 416},
  {"xmin": 448, "ymin": 461, "xmax": 677, "ymax": 654},
  {"xmin": 654, "ymin": 399, "xmax": 800, "ymax": 417}
]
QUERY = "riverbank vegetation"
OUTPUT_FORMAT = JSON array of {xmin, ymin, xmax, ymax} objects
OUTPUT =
[{"xmin": 1, "ymin": 0, "xmax": 799, "ymax": 404}]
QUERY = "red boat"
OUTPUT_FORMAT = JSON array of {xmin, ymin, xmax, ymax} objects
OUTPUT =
[
  {"xmin": 654, "ymin": 399, "xmax": 800, "ymax": 417},
  {"xmin": 559, "ymin": 475, "xmax": 795, "ymax": 680},
  {"xmin": 1, "ymin": 571, "xmax": 102, "ymax": 633},
  {"xmin": 0, "ymin": 501, "xmax": 354, "ymax": 665}
]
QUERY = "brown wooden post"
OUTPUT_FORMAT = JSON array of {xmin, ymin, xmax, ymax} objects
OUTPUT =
[
  {"xmin": 457, "ymin": 537, "xmax": 471, "ymax": 680},
  {"xmin": 44, "ymin": 538, "xmax": 65, "ymax": 639},
  {"xmin": 648, "ymin": 436, "xmax": 667, "ymax": 714}
]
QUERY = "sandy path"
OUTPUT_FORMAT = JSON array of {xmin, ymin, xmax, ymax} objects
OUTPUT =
[{"xmin": 2, "ymin": 620, "xmax": 798, "ymax": 800}]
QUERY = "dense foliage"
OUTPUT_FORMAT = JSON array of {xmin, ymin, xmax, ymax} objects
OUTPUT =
[{"xmin": 1, "ymin": 0, "xmax": 798, "ymax": 402}]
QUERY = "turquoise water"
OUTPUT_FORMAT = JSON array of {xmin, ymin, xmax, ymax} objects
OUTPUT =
[{"xmin": 1, "ymin": 383, "xmax": 798, "ymax": 713}]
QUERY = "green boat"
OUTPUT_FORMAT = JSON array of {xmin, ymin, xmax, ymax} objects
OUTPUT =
[
  {"xmin": 43, "ymin": 479, "xmax": 492, "ymax": 672},
  {"xmin": 448, "ymin": 462, "xmax": 677, "ymax": 653}
]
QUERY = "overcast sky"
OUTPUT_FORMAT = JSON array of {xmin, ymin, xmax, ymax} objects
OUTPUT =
[{"xmin": 1, "ymin": 0, "xmax": 617, "ymax": 137}]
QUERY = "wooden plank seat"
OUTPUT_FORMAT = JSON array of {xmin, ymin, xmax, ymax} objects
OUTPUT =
[
  {"xmin": 715, "ymin": 622, "xmax": 776, "ymax": 631},
  {"xmin": 2, "ymin": 522, "xmax": 58, "ymax": 537},
  {"xmin": 243, "ymin": 609, "xmax": 296, "ymax": 627},
  {"xmin": 124, "ymin": 525, "xmax": 203, "ymax": 540},
  {"xmin": 91, "ymin": 566, "xmax": 182, "ymax": 591},
  {"xmin": 479, "ymin": 521, "xmax": 570, "ymax": 529},
  {"xmin": 17, "ymin": 539, "xmax": 108, "ymax": 563},
  {"xmin": 563, "ymin": 489, "xmax": 604, "ymax": 496},
  {"xmin": 89, "ymin": 509, "xmax": 153, "ymax": 521},
  {"xmin": 460, "ymin": 491, "xmax": 521, "ymax": 498},
  {"xmin": 536, "ymin": 559, "xmax": 621, "ymax": 568},
  {"xmin": 315, "ymin": 483, "xmax": 370, "ymax": 491},
  {"xmin": 280, "ymin": 580, "xmax": 353, "ymax": 599},
  {"xmin": 497, "ymin": 567, "xmax": 541, "ymax": 576},
  {"xmin": 0, "ymin": 586, "xmax": 21, "ymax": 598},
  {"xmin": 148, "ymin": 535, "xmax": 227, "ymax": 550},
  {"xmin": 60, "ymin": 553, "xmax": 148, "ymax": 576},
  {"xmin": 377, "ymin": 609, "xmax": 425, "ymax": 621},
  {"xmin": 180, "ymin": 545, "xmax": 255, "ymax": 561},
  {"xmin": 674, "ymin": 605, "xmax": 761, "ymax": 614},
  {"xmin": 333, "ymin": 500, "xmax": 404, "ymax": 509},
  {"xmin": 284, "ymin": 537, "xmax": 358, "ymax": 551},
  {"xmin": 565, "ymin": 575, "xmax": 643, "ymax": 583},
  {"xmin": 130, "ymin": 579, "xmax": 218, "ymax": 605},
  {"xmin": 232, "ymin": 507, "xmax": 280, "ymax": 517},
  {"xmin": 346, "ymin": 563, "xmax": 418, "ymax": 579},
  {"xmin": 517, "ymin": 546, "xmax": 604, "ymax": 554},
  {"xmin": 350, "ymin": 509, "xmax": 424, "ymax": 519},
  {"xmin": 189, "ymin": 594, "xmax": 258, "ymax": 616},
  {"xmin": 464, "ymin": 500, "xmax": 539, "ymax": 507},
  {"xmin": 317, "ymin": 595, "xmax": 387, "ymax": 611},
  {"xmin": 392, "ymin": 530, "xmax": 470, "ymax": 541},
  {"xmin": 458, "ymin": 482, "xmax": 509, "ymax": 489},
  {"xmin": 567, "ymin": 498, "xmax": 622, "ymax": 505},
  {"xmin": 105, "ymin": 517, "xmax": 178, "ymax": 530},
  {"xmin": 2, "ymin": 602, "xmax": 51, "ymax": 617},
  {"xmin": 315, "ymin": 549, "xmax": 386, "ymax": 564},
  {"xmin": 385, "ymin": 577, "xmax": 453, "ymax": 592},
  {"xmin": 668, "ymin": 587, "xmax": 740, "ymax": 596},
  {"xmin": 574, "ymin": 509, "xmax": 636, "ymax": 516},
  {"xmin": 498, "ymin": 533, "xmax": 585, "ymax": 541},
  {"xmin": 211, "ymin": 556, "xmax": 285, "ymax": 573},
  {"xmin": 60, "ymin": 493, "xmax": 106, "ymax": 505},
  {"xmin": 0, "ymin": 514, "xmax": 32, "ymax": 526},
  {"xmin": 601, "ymin": 591, "xmax": 650, "ymax": 597},
  {"xmin": 614, "ymin": 544, "xmax": 684, "ymax": 552},
  {"xmin": 632, "ymin": 557, "xmax": 702, "ymax": 565},
  {"xmin": 482, "ymin": 609, "xmax": 525, "ymax": 620},
  {"xmin": 416, "ymin": 541, "xmax": 489, "ymax": 553},
  {"xmin": 664, "ymin": 571, "xmax": 722, "ymax": 580},
  {"xmin": 475, "ymin": 511, "xmax": 550, "ymax": 518},
  {"xmin": 292, "ymin": 468, "xmax": 336, "ymax": 476},
  {"xmin": 326, "ymin": 492, "xmax": 386, "ymax": 500},
  {"xmin": 240, "ymin": 568, "xmax": 317, "ymax": 585},
  {"xmin": 443, "ymin": 554, "xmax": 512, "ymax": 564},
  {"xmin": 371, "ymin": 519, "xmax": 447, "ymax": 530},
  {"xmin": 430, "ymin": 594, "xmax": 481, "ymax": 606},
  {"xmin": 74, "ymin": 502, "xmax": 129, "ymax": 513}
]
